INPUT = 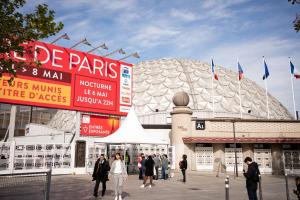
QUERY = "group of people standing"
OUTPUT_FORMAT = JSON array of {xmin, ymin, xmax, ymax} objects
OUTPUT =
[
  {"xmin": 137, "ymin": 153, "xmax": 188, "ymax": 188},
  {"xmin": 137, "ymin": 153, "xmax": 169, "ymax": 182},
  {"xmin": 92, "ymin": 152, "xmax": 188, "ymax": 199}
]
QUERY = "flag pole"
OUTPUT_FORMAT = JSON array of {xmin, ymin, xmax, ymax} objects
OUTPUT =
[
  {"xmin": 263, "ymin": 56, "xmax": 270, "ymax": 119},
  {"xmin": 237, "ymin": 58, "xmax": 243, "ymax": 119},
  {"xmin": 289, "ymin": 57, "xmax": 297, "ymax": 119},
  {"xmin": 211, "ymin": 59, "xmax": 215, "ymax": 118}
]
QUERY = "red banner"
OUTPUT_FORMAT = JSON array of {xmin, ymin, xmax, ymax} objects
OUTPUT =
[
  {"xmin": 80, "ymin": 115, "xmax": 120, "ymax": 137},
  {"xmin": 0, "ymin": 41, "xmax": 132, "ymax": 115}
]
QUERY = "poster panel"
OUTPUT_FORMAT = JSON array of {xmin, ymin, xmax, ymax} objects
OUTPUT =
[
  {"xmin": 80, "ymin": 114, "xmax": 120, "ymax": 137},
  {"xmin": 0, "ymin": 41, "xmax": 132, "ymax": 116}
]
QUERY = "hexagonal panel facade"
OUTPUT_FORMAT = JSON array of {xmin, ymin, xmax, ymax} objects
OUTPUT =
[{"xmin": 133, "ymin": 58, "xmax": 292, "ymax": 123}]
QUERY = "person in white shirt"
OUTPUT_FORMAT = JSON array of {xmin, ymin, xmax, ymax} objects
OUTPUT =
[{"xmin": 110, "ymin": 153, "xmax": 128, "ymax": 200}]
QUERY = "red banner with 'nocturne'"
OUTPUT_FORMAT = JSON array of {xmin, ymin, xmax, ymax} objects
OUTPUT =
[{"xmin": 0, "ymin": 41, "xmax": 132, "ymax": 116}]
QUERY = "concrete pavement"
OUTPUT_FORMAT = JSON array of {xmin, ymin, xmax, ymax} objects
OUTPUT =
[{"xmin": 0, "ymin": 172, "xmax": 299, "ymax": 200}]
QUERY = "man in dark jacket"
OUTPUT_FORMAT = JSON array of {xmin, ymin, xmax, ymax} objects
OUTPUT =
[
  {"xmin": 92, "ymin": 154, "xmax": 110, "ymax": 197},
  {"xmin": 243, "ymin": 157, "xmax": 260, "ymax": 200},
  {"xmin": 180, "ymin": 154, "xmax": 188, "ymax": 182}
]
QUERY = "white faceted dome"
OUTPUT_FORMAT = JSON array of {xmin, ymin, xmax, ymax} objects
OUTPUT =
[{"xmin": 133, "ymin": 58, "xmax": 292, "ymax": 122}]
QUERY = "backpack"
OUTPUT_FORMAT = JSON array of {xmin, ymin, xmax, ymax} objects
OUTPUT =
[
  {"xmin": 253, "ymin": 163, "xmax": 260, "ymax": 182},
  {"xmin": 179, "ymin": 161, "xmax": 183, "ymax": 169}
]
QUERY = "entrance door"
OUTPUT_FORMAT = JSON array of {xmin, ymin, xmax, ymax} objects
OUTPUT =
[
  {"xmin": 86, "ymin": 143, "xmax": 106, "ymax": 173},
  {"xmin": 225, "ymin": 148, "xmax": 243, "ymax": 172},
  {"xmin": 195, "ymin": 147, "xmax": 213, "ymax": 171},
  {"xmin": 254, "ymin": 149, "xmax": 272, "ymax": 174},
  {"xmin": 75, "ymin": 141, "xmax": 86, "ymax": 167},
  {"xmin": 283, "ymin": 150, "xmax": 300, "ymax": 174}
]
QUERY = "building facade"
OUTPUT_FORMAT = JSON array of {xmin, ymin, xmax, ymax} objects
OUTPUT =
[{"xmin": 170, "ymin": 92, "xmax": 300, "ymax": 175}]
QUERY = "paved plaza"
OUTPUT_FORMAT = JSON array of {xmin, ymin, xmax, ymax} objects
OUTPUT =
[{"xmin": 1, "ymin": 172, "xmax": 299, "ymax": 200}]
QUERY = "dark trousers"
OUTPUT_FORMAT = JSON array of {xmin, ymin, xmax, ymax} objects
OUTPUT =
[
  {"xmin": 162, "ymin": 167, "xmax": 167, "ymax": 180},
  {"xmin": 139, "ymin": 168, "xmax": 143, "ymax": 180},
  {"xmin": 247, "ymin": 187, "xmax": 258, "ymax": 200},
  {"xmin": 155, "ymin": 167, "xmax": 159, "ymax": 180},
  {"xmin": 94, "ymin": 178, "xmax": 106, "ymax": 196},
  {"xmin": 181, "ymin": 169, "xmax": 186, "ymax": 182}
]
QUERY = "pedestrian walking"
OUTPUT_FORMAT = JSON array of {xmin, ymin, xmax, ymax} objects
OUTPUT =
[
  {"xmin": 153, "ymin": 154, "xmax": 161, "ymax": 180},
  {"xmin": 138, "ymin": 153, "xmax": 144, "ymax": 180},
  {"xmin": 141, "ymin": 155, "xmax": 146, "ymax": 179},
  {"xmin": 140, "ymin": 155, "xmax": 155, "ymax": 188},
  {"xmin": 125, "ymin": 151, "xmax": 130, "ymax": 174},
  {"xmin": 243, "ymin": 157, "xmax": 260, "ymax": 200},
  {"xmin": 293, "ymin": 176, "xmax": 300, "ymax": 200},
  {"xmin": 161, "ymin": 154, "xmax": 168, "ymax": 180},
  {"xmin": 179, "ymin": 154, "xmax": 187, "ymax": 182},
  {"xmin": 92, "ymin": 154, "xmax": 110, "ymax": 197},
  {"xmin": 110, "ymin": 153, "xmax": 128, "ymax": 200}
]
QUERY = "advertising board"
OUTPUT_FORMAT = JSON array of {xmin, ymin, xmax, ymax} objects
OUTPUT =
[{"xmin": 0, "ymin": 41, "xmax": 132, "ymax": 115}]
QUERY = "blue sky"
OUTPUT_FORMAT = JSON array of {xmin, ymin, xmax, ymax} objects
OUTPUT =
[{"xmin": 25, "ymin": 0, "xmax": 300, "ymax": 116}]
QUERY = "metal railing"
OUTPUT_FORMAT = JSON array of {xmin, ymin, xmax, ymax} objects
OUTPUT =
[{"xmin": 0, "ymin": 169, "xmax": 52, "ymax": 200}]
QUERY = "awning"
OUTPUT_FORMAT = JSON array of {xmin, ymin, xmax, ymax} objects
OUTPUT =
[{"xmin": 182, "ymin": 137, "xmax": 300, "ymax": 144}]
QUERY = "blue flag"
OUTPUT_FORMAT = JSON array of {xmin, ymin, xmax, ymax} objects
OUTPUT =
[{"xmin": 262, "ymin": 60, "xmax": 270, "ymax": 80}]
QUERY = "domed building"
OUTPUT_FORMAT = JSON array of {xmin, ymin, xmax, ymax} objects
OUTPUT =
[
  {"xmin": 133, "ymin": 58, "xmax": 292, "ymax": 124},
  {"xmin": 133, "ymin": 58, "xmax": 299, "ymax": 175},
  {"xmin": 0, "ymin": 58, "xmax": 299, "ymax": 176}
]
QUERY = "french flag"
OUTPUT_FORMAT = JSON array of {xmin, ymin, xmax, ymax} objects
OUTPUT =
[
  {"xmin": 290, "ymin": 61, "xmax": 300, "ymax": 79},
  {"xmin": 211, "ymin": 59, "xmax": 218, "ymax": 80},
  {"xmin": 238, "ymin": 62, "xmax": 244, "ymax": 80}
]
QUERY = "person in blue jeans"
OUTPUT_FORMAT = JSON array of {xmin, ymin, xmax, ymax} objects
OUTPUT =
[
  {"xmin": 141, "ymin": 155, "xmax": 146, "ymax": 179},
  {"xmin": 161, "ymin": 154, "xmax": 168, "ymax": 180}
]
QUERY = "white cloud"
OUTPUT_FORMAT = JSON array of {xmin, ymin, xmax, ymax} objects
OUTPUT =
[
  {"xmin": 170, "ymin": 9, "xmax": 200, "ymax": 22},
  {"xmin": 129, "ymin": 24, "xmax": 181, "ymax": 48},
  {"xmin": 201, "ymin": 36, "xmax": 300, "ymax": 113},
  {"xmin": 201, "ymin": 0, "xmax": 249, "ymax": 19}
]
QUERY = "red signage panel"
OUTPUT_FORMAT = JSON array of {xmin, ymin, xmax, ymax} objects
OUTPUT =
[
  {"xmin": 80, "ymin": 115, "xmax": 120, "ymax": 137},
  {"xmin": 0, "ymin": 41, "xmax": 132, "ymax": 115}
]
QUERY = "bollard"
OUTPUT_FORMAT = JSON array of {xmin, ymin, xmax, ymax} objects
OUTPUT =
[
  {"xmin": 225, "ymin": 175, "xmax": 229, "ymax": 200},
  {"xmin": 284, "ymin": 173, "xmax": 290, "ymax": 200},
  {"xmin": 258, "ymin": 174, "xmax": 263, "ymax": 200}
]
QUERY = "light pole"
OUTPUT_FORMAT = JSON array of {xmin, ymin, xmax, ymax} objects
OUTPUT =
[
  {"xmin": 70, "ymin": 38, "xmax": 91, "ymax": 49},
  {"xmin": 87, "ymin": 43, "xmax": 108, "ymax": 54},
  {"xmin": 103, "ymin": 48, "xmax": 126, "ymax": 57},
  {"xmin": 232, "ymin": 120, "xmax": 238, "ymax": 177},
  {"xmin": 222, "ymin": 118, "xmax": 240, "ymax": 178},
  {"xmin": 119, "ymin": 52, "xmax": 140, "ymax": 61},
  {"xmin": 50, "ymin": 33, "xmax": 70, "ymax": 44}
]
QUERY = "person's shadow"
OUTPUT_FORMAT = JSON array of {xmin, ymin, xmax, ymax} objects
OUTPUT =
[{"xmin": 95, "ymin": 190, "xmax": 130, "ymax": 199}]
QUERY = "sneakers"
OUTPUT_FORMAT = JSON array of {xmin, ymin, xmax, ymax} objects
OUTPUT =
[
  {"xmin": 140, "ymin": 184, "xmax": 145, "ymax": 188},
  {"xmin": 119, "ymin": 195, "xmax": 122, "ymax": 200},
  {"xmin": 148, "ymin": 184, "xmax": 152, "ymax": 188},
  {"xmin": 114, "ymin": 196, "xmax": 118, "ymax": 200}
]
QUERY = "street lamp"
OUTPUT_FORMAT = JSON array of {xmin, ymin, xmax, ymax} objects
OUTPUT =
[
  {"xmin": 87, "ymin": 43, "xmax": 108, "ymax": 53},
  {"xmin": 219, "ymin": 117, "xmax": 241, "ymax": 178},
  {"xmin": 70, "ymin": 38, "xmax": 91, "ymax": 49},
  {"xmin": 232, "ymin": 120, "xmax": 238, "ymax": 177},
  {"xmin": 50, "ymin": 33, "xmax": 70, "ymax": 44},
  {"xmin": 103, "ymin": 48, "xmax": 126, "ymax": 57},
  {"xmin": 119, "ymin": 52, "xmax": 140, "ymax": 61}
]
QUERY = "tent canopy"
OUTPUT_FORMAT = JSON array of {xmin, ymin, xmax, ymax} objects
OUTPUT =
[{"xmin": 94, "ymin": 107, "xmax": 168, "ymax": 145}]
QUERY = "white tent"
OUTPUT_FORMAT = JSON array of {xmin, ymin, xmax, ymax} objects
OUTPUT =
[{"xmin": 94, "ymin": 107, "xmax": 168, "ymax": 144}]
